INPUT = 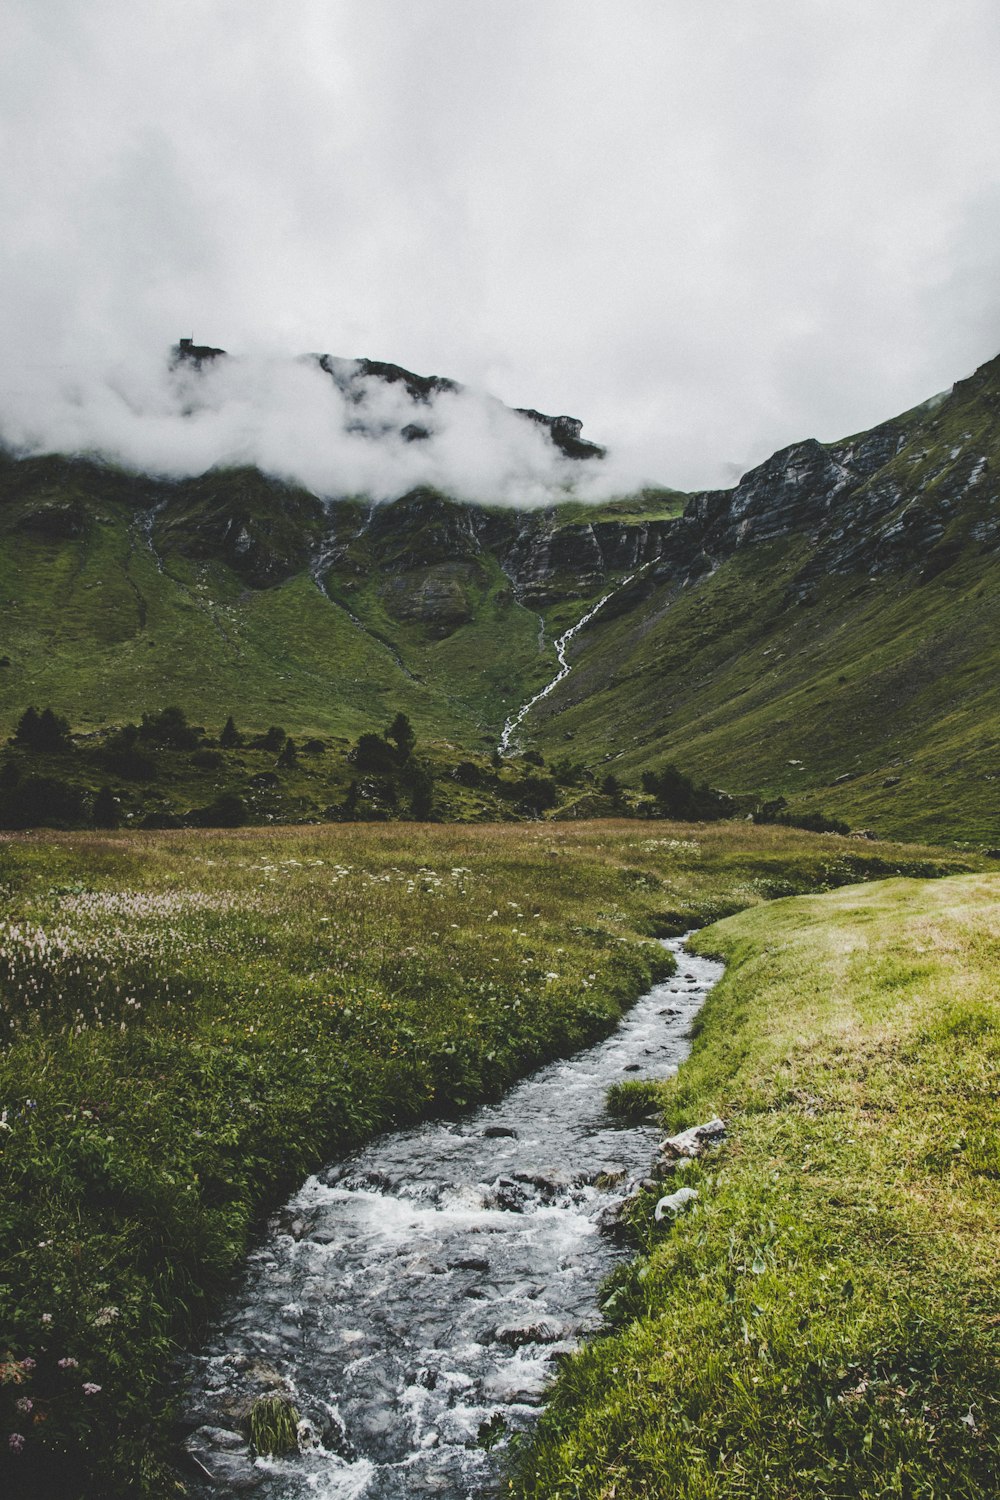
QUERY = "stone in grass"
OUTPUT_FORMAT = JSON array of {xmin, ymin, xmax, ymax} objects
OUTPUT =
[
  {"xmin": 658, "ymin": 1117, "xmax": 726, "ymax": 1160},
  {"xmin": 654, "ymin": 1186, "xmax": 699, "ymax": 1221}
]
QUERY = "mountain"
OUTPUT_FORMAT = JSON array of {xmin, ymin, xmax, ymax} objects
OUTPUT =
[{"xmin": 0, "ymin": 348, "xmax": 998, "ymax": 844}]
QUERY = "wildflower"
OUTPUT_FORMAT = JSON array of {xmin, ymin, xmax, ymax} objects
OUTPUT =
[
  {"xmin": 8, "ymin": 1433, "xmax": 25, "ymax": 1454},
  {"xmin": 57, "ymin": 1358, "xmax": 78, "ymax": 1369},
  {"xmin": 19, "ymin": 1358, "xmax": 35, "ymax": 1371},
  {"xmin": 15, "ymin": 1397, "xmax": 32, "ymax": 1414},
  {"xmin": 92, "ymin": 1306, "xmax": 119, "ymax": 1327},
  {"xmin": 40, "ymin": 1314, "xmax": 52, "ymax": 1324},
  {"xmin": 82, "ymin": 1383, "xmax": 102, "ymax": 1396}
]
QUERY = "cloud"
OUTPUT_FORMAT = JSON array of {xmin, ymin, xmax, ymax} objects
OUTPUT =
[
  {"xmin": 1, "ymin": 0, "xmax": 1000, "ymax": 493},
  {"xmin": 0, "ymin": 347, "xmax": 621, "ymax": 506}
]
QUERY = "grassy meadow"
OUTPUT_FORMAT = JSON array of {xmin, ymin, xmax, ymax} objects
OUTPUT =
[
  {"xmin": 517, "ymin": 872, "xmax": 1000, "ymax": 1498},
  {"xmin": 0, "ymin": 820, "xmax": 975, "ymax": 1496}
]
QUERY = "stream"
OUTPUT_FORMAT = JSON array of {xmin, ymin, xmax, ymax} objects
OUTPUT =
[{"xmin": 179, "ymin": 938, "xmax": 724, "ymax": 1498}]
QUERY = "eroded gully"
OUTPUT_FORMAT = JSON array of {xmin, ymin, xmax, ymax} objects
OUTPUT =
[{"xmin": 179, "ymin": 938, "xmax": 724, "ymax": 1498}]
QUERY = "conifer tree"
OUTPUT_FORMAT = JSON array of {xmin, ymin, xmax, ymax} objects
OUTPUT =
[{"xmin": 385, "ymin": 712, "xmax": 416, "ymax": 762}]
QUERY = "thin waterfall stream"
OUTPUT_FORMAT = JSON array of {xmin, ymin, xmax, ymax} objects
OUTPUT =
[
  {"xmin": 497, "ymin": 571, "xmax": 639, "ymax": 756},
  {"xmin": 179, "ymin": 938, "xmax": 724, "ymax": 1498}
]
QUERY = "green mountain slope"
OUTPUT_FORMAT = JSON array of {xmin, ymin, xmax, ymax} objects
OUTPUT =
[
  {"xmin": 526, "ymin": 358, "xmax": 1000, "ymax": 843},
  {"xmin": 0, "ymin": 351, "xmax": 998, "ymax": 843}
]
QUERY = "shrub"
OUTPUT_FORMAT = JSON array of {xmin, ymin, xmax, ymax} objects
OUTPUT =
[
  {"xmin": 452, "ymin": 760, "xmax": 485, "ymax": 787},
  {"xmin": 97, "ymin": 726, "xmax": 155, "ymax": 781},
  {"xmin": 641, "ymin": 764, "xmax": 733, "ymax": 821},
  {"xmin": 0, "ymin": 775, "xmax": 86, "ymax": 829},
  {"xmin": 190, "ymin": 749, "xmax": 223, "ymax": 770},
  {"xmin": 254, "ymin": 726, "xmax": 286, "ymax": 753},
  {"xmin": 190, "ymin": 792, "xmax": 248, "ymax": 828},
  {"xmin": 518, "ymin": 775, "xmax": 558, "ymax": 814},
  {"xmin": 350, "ymin": 733, "xmax": 398, "ymax": 775},
  {"xmin": 139, "ymin": 706, "xmax": 198, "ymax": 751}
]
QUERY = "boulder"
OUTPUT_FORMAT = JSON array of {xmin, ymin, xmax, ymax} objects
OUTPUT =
[
  {"xmin": 654, "ymin": 1186, "xmax": 699, "ymax": 1220},
  {"xmin": 659, "ymin": 1118, "xmax": 726, "ymax": 1159}
]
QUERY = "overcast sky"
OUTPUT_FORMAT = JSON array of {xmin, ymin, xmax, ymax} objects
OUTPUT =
[{"xmin": 3, "ymin": 0, "xmax": 1000, "ymax": 496}]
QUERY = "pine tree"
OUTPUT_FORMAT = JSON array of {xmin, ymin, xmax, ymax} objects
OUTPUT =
[
  {"xmin": 12, "ymin": 707, "xmax": 41, "ymax": 748},
  {"xmin": 220, "ymin": 715, "xmax": 241, "ymax": 749},
  {"xmin": 385, "ymin": 712, "xmax": 416, "ymax": 762}
]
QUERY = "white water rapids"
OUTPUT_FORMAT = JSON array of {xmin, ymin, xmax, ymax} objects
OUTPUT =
[{"xmin": 179, "ymin": 938, "xmax": 724, "ymax": 1497}]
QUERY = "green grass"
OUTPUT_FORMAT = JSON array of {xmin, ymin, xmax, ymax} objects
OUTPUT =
[
  {"xmin": 247, "ymin": 1394, "xmax": 300, "ymax": 1459},
  {"xmin": 532, "ymin": 538, "xmax": 1000, "ymax": 846},
  {"xmin": 0, "ymin": 821, "xmax": 974, "ymax": 1496},
  {"xmin": 515, "ymin": 872, "xmax": 1000, "ymax": 1498}
]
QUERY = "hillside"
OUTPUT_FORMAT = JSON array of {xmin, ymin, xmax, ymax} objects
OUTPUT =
[{"xmin": 0, "ymin": 349, "xmax": 998, "ymax": 843}]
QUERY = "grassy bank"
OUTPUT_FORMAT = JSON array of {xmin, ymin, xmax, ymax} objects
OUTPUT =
[
  {"xmin": 516, "ymin": 872, "xmax": 1000, "ymax": 1498},
  {"xmin": 0, "ymin": 823, "xmax": 978, "ymax": 1495}
]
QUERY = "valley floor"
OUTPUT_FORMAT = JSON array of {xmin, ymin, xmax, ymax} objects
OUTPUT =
[{"xmin": 0, "ymin": 822, "xmax": 986, "ymax": 1497}]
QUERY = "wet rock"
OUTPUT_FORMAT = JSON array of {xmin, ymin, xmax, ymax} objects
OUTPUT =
[
  {"xmin": 485, "ymin": 1176, "xmax": 528, "ymax": 1212},
  {"xmin": 185, "ymin": 1429, "xmax": 263, "ymax": 1490},
  {"xmin": 296, "ymin": 1417, "xmax": 322, "ymax": 1452},
  {"xmin": 193, "ymin": 1425, "xmax": 247, "ymax": 1451},
  {"xmin": 595, "ymin": 1200, "xmax": 629, "ymax": 1237},
  {"xmin": 266, "ymin": 1210, "xmax": 314, "ymax": 1240},
  {"xmin": 493, "ymin": 1318, "xmax": 564, "ymax": 1348},
  {"xmin": 592, "ymin": 1163, "xmax": 628, "ymax": 1189},
  {"xmin": 512, "ymin": 1168, "xmax": 577, "ymax": 1202},
  {"xmin": 482, "ymin": 1125, "xmax": 518, "ymax": 1138},
  {"xmin": 448, "ymin": 1256, "xmax": 490, "ymax": 1272},
  {"xmin": 480, "ymin": 1369, "xmax": 547, "ymax": 1405}
]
